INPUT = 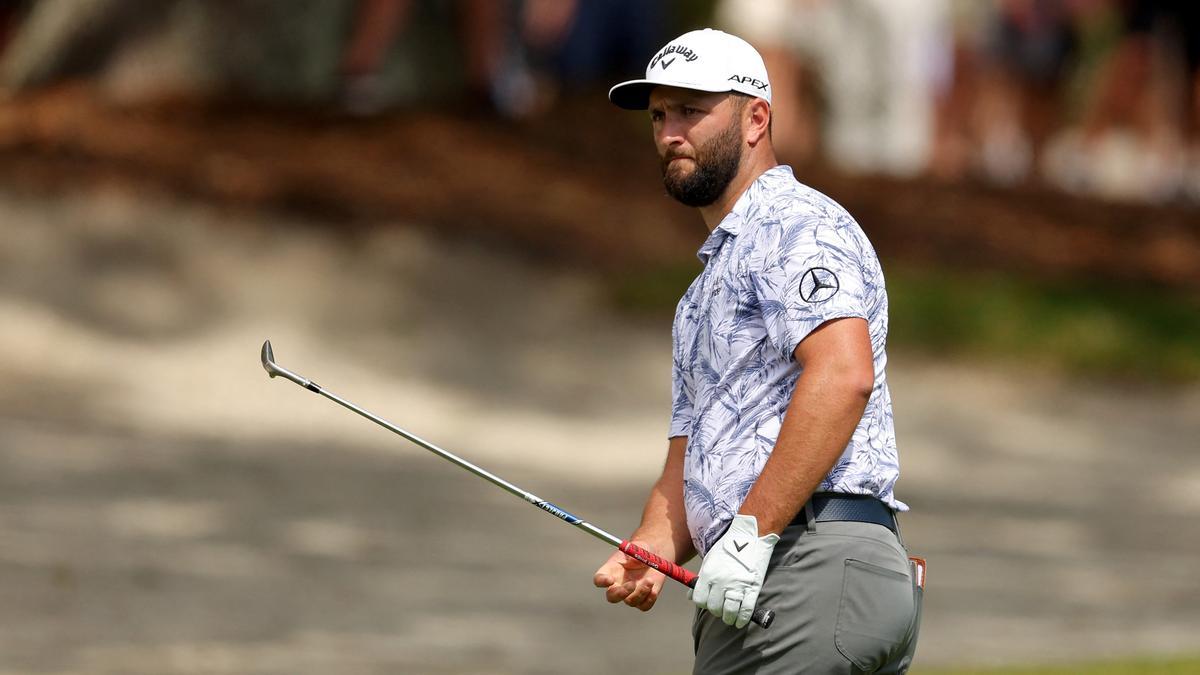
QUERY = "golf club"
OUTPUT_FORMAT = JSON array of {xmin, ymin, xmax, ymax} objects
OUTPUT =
[{"xmin": 260, "ymin": 339, "xmax": 775, "ymax": 629}]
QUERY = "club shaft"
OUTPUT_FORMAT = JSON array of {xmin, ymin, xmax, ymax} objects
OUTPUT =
[
  {"xmin": 306, "ymin": 379, "xmax": 623, "ymax": 548},
  {"xmin": 262, "ymin": 342, "xmax": 773, "ymax": 628}
]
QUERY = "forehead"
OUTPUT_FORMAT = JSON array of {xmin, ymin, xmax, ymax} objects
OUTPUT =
[{"xmin": 648, "ymin": 86, "xmax": 731, "ymax": 109}]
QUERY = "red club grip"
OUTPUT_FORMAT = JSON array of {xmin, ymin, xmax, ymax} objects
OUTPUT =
[
  {"xmin": 619, "ymin": 540, "xmax": 698, "ymax": 586},
  {"xmin": 617, "ymin": 539, "xmax": 776, "ymax": 629}
]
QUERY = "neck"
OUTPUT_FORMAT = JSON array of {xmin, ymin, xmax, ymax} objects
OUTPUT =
[{"xmin": 698, "ymin": 149, "xmax": 779, "ymax": 231}]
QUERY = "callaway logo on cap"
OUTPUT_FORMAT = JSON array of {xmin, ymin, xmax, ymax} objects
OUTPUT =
[{"xmin": 609, "ymin": 28, "xmax": 771, "ymax": 110}]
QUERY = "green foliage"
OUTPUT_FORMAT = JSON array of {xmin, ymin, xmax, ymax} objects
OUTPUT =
[
  {"xmin": 608, "ymin": 264, "xmax": 1200, "ymax": 382},
  {"xmin": 609, "ymin": 262, "xmax": 700, "ymax": 316},
  {"xmin": 886, "ymin": 267, "xmax": 1200, "ymax": 382}
]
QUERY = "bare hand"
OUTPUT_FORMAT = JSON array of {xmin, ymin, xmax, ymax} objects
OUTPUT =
[{"xmin": 593, "ymin": 544, "xmax": 667, "ymax": 612}]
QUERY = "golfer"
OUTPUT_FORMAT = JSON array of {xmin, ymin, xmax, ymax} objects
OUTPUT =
[{"xmin": 594, "ymin": 29, "xmax": 922, "ymax": 673}]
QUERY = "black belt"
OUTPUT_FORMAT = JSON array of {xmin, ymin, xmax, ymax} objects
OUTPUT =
[{"xmin": 791, "ymin": 493, "xmax": 897, "ymax": 533}]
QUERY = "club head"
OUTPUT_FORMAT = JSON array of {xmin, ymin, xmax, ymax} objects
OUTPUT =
[
  {"xmin": 261, "ymin": 340, "xmax": 282, "ymax": 378},
  {"xmin": 260, "ymin": 339, "xmax": 316, "ymax": 390}
]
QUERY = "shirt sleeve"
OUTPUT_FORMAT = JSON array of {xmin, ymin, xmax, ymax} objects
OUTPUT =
[{"xmin": 748, "ymin": 211, "xmax": 868, "ymax": 359}]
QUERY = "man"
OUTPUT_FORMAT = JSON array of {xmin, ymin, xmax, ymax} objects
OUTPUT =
[{"xmin": 594, "ymin": 29, "xmax": 922, "ymax": 673}]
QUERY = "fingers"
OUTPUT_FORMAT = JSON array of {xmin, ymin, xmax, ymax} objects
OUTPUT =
[
  {"xmin": 623, "ymin": 578, "xmax": 661, "ymax": 612},
  {"xmin": 602, "ymin": 574, "xmax": 662, "ymax": 609},
  {"xmin": 595, "ymin": 554, "xmax": 637, "ymax": 604},
  {"xmin": 706, "ymin": 585, "xmax": 726, "ymax": 617},
  {"xmin": 595, "ymin": 546, "xmax": 665, "ymax": 612},
  {"xmin": 593, "ymin": 552, "xmax": 627, "ymax": 588},
  {"xmin": 722, "ymin": 593, "xmax": 743, "ymax": 626},
  {"xmin": 606, "ymin": 580, "xmax": 635, "ymax": 604},
  {"xmin": 735, "ymin": 588, "xmax": 760, "ymax": 629},
  {"xmin": 592, "ymin": 567, "xmax": 614, "ymax": 588},
  {"xmin": 690, "ymin": 579, "xmax": 710, "ymax": 609},
  {"xmin": 595, "ymin": 560, "xmax": 663, "ymax": 609},
  {"xmin": 694, "ymin": 577, "xmax": 746, "ymax": 626}
]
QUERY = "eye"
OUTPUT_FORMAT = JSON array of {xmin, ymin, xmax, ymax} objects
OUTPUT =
[
  {"xmin": 682, "ymin": 106, "xmax": 700, "ymax": 117},
  {"xmin": 650, "ymin": 109, "xmax": 664, "ymax": 123}
]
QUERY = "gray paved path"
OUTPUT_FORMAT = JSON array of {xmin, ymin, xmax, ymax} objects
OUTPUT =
[{"xmin": 2, "ymin": 189, "xmax": 1198, "ymax": 673}]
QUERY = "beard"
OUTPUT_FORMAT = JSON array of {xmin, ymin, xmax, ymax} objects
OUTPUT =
[{"xmin": 660, "ymin": 121, "xmax": 743, "ymax": 207}]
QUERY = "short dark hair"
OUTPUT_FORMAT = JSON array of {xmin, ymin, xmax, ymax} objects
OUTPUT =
[{"xmin": 730, "ymin": 92, "xmax": 773, "ymax": 138}]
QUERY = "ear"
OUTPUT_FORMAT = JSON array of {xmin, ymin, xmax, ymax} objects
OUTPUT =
[{"xmin": 745, "ymin": 98, "xmax": 771, "ymax": 146}]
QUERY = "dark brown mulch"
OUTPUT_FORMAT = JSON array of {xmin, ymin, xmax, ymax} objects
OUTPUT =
[{"xmin": 1, "ymin": 83, "xmax": 1197, "ymax": 288}]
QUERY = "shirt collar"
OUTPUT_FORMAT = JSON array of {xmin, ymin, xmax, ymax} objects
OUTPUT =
[{"xmin": 696, "ymin": 165, "xmax": 794, "ymax": 263}]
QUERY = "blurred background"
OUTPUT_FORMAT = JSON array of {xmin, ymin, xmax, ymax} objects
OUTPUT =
[{"xmin": 0, "ymin": 0, "xmax": 1198, "ymax": 673}]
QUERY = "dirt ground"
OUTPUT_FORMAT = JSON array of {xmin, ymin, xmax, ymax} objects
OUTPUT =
[
  {"xmin": 1, "ymin": 186, "xmax": 1198, "ymax": 674},
  {"xmin": 2, "ymin": 86, "xmax": 1200, "ymax": 288}
]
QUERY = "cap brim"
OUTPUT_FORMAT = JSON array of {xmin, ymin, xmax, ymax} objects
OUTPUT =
[{"xmin": 608, "ymin": 78, "xmax": 734, "ymax": 110}]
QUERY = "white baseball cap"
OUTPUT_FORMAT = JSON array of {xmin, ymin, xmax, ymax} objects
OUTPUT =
[{"xmin": 609, "ymin": 28, "xmax": 771, "ymax": 110}]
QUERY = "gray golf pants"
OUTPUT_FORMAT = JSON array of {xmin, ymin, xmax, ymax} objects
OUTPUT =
[{"xmin": 692, "ymin": 517, "xmax": 922, "ymax": 674}]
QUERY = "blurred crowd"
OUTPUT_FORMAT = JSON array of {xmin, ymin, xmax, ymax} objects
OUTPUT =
[
  {"xmin": 1, "ymin": 0, "xmax": 1198, "ymax": 204},
  {"xmin": 338, "ymin": 0, "xmax": 666, "ymax": 118},
  {"xmin": 721, "ymin": 0, "xmax": 1200, "ymax": 204},
  {"xmin": 338, "ymin": 0, "xmax": 1200, "ymax": 203}
]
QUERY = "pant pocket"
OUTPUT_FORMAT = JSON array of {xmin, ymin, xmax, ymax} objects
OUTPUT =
[{"xmin": 835, "ymin": 558, "xmax": 915, "ymax": 672}]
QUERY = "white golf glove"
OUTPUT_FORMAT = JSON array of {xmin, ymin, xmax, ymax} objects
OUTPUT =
[{"xmin": 691, "ymin": 514, "xmax": 779, "ymax": 629}]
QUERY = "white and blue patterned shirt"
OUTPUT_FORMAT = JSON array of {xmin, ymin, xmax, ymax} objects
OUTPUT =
[{"xmin": 670, "ymin": 165, "xmax": 906, "ymax": 555}]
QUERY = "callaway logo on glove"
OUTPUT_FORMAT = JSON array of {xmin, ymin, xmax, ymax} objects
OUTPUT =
[{"xmin": 691, "ymin": 514, "xmax": 780, "ymax": 629}]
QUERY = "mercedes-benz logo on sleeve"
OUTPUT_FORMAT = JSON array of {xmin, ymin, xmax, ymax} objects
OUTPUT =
[{"xmin": 799, "ymin": 267, "xmax": 839, "ymax": 303}]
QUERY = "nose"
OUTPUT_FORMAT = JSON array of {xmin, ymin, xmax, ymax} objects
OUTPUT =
[{"xmin": 657, "ymin": 115, "xmax": 686, "ymax": 151}]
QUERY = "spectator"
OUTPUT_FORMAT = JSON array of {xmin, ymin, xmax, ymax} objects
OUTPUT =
[
  {"xmin": 1043, "ymin": 0, "xmax": 1200, "ymax": 201},
  {"xmin": 716, "ymin": 0, "xmax": 952, "ymax": 177}
]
